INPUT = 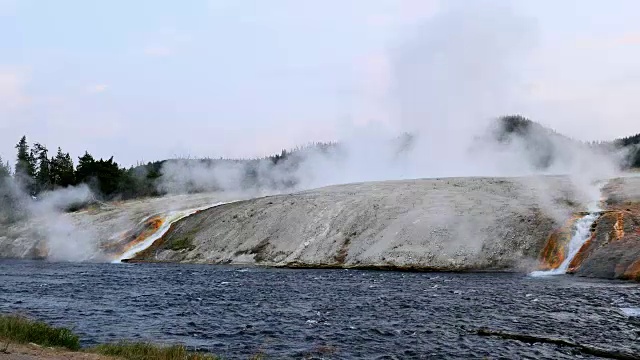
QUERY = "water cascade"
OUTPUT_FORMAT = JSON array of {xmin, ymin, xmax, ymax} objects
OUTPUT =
[
  {"xmin": 530, "ymin": 178, "xmax": 608, "ymax": 277},
  {"xmin": 111, "ymin": 202, "xmax": 230, "ymax": 263},
  {"xmin": 530, "ymin": 212, "xmax": 598, "ymax": 276}
]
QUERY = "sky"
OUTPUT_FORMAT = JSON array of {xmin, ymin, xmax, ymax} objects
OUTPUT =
[{"xmin": 1, "ymin": 0, "xmax": 640, "ymax": 167}]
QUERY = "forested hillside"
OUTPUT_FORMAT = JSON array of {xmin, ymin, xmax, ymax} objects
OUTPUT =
[
  {"xmin": 496, "ymin": 115, "xmax": 640, "ymax": 169},
  {"xmin": 0, "ymin": 135, "xmax": 336, "ymax": 201},
  {"xmin": 1, "ymin": 115, "xmax": 639, "ymax": 206}
]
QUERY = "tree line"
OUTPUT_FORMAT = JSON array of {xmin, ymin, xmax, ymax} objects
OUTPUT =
[
  {"xmin": 498, "ymin": 115, "xmax": 640, "ymax": 169},
  {"xmin": 0, "ymin": 135, "xmax": 163, "ymax": 199},
  {"xmin": 613, "ymin": 134, "xmax": 640, "ymax": 168},
  {"xmin": 0, "ymin": 136, "xmax": 336, "ymax": 201},
  {"xmin": 2, "ymin": 121, "xmax": 639, "ymax": 202}
]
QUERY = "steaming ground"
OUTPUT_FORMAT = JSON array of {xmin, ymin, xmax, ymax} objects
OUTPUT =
[
  {"xmin": 3, "ymin": 175, "xmax": 640, "ymax": 277},
  {"xmin": 0, "ymin": 0, "xmax": 628, "ymax": 267},
  {"xmin": 0, "ymin": 192, "xmax": 243, "ymax": 261},
  {"xmin": 133, "ymin": 176, "xmax": 592, "ymax": 271}
]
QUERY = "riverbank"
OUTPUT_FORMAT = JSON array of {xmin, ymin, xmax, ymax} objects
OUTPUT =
[
  {"xmin": 131, "ymin": 176, "xmax": 640, "ymax": 281},
  {"xmin": 0, "ymin": 315, "xmax": 219, "ymax": 360},
  {"xmin": 3, "ymin": 175, "xmax": 640, "ymax": 280},
  {"xmin": 1, "ymin": 342, "xmax": 112, "ymax": 360}
]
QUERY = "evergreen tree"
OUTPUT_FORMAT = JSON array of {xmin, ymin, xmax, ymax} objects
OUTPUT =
[
  {"xmin": 14, "ymin": 136, "xmax": 36, "ymax": 193},
  {"xmin": 0, "ymin": 156, "xmax": 10, "ymax": 179},
  {"xmin": 94, "ymin": 157, "xmax": 123, "ymax": 196},
  {"xmin": 32, "ymin": 143, "xmax": 52, "ymax": 193},
  {"xmin": 74, "ymin": 152, "xmax": 122, "ymax": 197},
  {"xmin": 75, "ymin": 151, "xmax": 96, "ymax": 185},
  {"xmin": 61, "ymin": 152, "xmax": 75, "ymax": 186},
  {"xmin": 51, "ymin": 147, "xmax": 75, "ymax": 187},
  {"xmin": 0, "ymin": 156, "xmax": 16, "ymax": 224}
]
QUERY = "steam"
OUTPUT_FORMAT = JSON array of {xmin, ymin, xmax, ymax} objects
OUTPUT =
[
  {"xmin": 390, "ymin": 0, "xmax": 532, "ymax": 160},
  {"xmin": 158, "ymin": 159, "xmax": 294, "ymax": 197},
  {"xmin": 157, "ymin": 0, "xmax": 623, "ymax": 212},
  {"xmin": 0, "ymin": 181, "xmax": 100, "ymax": 261},
  {"xmin": 0, "ymin": 1, "xmax": 628, "ymax": 264},
  {"xmin": 29, "ymin": 185, "xmax": 100, "ymax": 261}
]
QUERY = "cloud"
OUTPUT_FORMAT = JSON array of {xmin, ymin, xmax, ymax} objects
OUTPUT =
[
  {"xmin": 0, "ymin": 66, "xmax": 31, "ymax": 112},
  {"xmin": 144, "ymin": 46, "xmax": 174, "ymax": 57},
  {"xmin": 87, "ymin": 84, "xmax": 108, "ymax": 93}
]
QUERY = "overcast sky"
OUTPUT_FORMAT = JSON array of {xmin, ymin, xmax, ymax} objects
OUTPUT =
[{"xmin": 1, "ymin": 0, "xmax": 640, "ymax": 167}]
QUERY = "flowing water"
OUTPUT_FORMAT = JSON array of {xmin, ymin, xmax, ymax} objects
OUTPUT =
[
  {"xmin": 530, "ymin": 213, "xmax": 598, "ymax": 277},
  {"xmin": 1, "ymin": 260, "xmax": 639, "ymax": 359},
  {"xmin": 112, "ymin": 202, "xmax": 232, "ymax": 263}
]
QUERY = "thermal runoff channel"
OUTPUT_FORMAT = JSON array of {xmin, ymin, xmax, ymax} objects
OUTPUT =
[{"xmin": 106, "ymin": 202, "xmax": 232, "ymax": 263}]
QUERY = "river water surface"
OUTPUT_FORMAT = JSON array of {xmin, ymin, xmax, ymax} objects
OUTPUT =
[{"xmin": 1, "ymin": 260, "xmax": 639, "ymax": 359}]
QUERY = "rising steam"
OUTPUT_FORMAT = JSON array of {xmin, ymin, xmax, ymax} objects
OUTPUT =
[
  {"xmin": 157, "ymin": 0, "xmax": 623, "ymax": 210},
  {"xmin": 1, "ymin": 0, "xmax": 628, "ymax": 263},
  {"xmin": 0, "ymin": 182, "xmax": 99, "ymax": 261}
]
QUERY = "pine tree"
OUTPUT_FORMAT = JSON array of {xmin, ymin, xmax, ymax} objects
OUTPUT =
[
  {"xmin": 0, "ymin": 156, "xmax": 10, "ymax": 179},
  {"xmin": 0, "ymin": 156, "xmax": 15, "ymax": 223},
  {"xmin": 94, "ymin": 157, "xmax": 122, "ymax": 196},
  {"xmin": 75, "ymin": 151, "xmax": 96, "ymax": 185},
  {"xmin": 59, "ymin": 151, "xmax": 75, "ymax": 186},
  {"xmin": 32, "ymin": 143, "xmax": 52, "ymax": 193},
  {"xmin": 51, "ymin": 147, "xmax": 75, "ymax": 187},
  {"xmin": 15, "ymin": 136, "xmax": 36, "ymax": 193}
]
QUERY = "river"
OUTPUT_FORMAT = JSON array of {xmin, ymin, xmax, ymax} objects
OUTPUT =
[{"xmin": 1, "ymin": 260, "xmax": 639, "ymax": 359}]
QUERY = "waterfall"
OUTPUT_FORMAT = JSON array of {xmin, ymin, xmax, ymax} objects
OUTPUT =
[{"xmin": 530, "ymin": 212, "xmax": 598, "ymax": 276}]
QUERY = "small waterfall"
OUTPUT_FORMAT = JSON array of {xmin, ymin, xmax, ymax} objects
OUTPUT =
[{"xmin": 530, "ymin": 212, "xmax": 598, "ymax": 277}]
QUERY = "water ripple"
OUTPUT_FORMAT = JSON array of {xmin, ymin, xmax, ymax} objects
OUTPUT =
[{"xmin": 1, "ymin": 260, "xmax": 639, "ymax": 359}]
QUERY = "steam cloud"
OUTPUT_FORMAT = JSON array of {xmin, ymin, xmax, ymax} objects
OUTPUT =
[
  {"xmin": 1, "ymin": 0, "xmax": 628, "ymax": 263},
  {"xmin": 0, "ymin": 182, "xmax": 99, "ymax": 261},
  {"xmin": 157, "ymin": 0, "xmax": 624, "ymax": 211}
]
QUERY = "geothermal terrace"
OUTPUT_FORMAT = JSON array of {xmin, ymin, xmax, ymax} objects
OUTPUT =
[{"xmin": 2, "ymin": 175, "xmax": 640, "ymax": 281}]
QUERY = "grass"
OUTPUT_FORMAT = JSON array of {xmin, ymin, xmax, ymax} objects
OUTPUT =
[
  {"xmin": 0, "ymin": 314, "xmax": 80, "ymax": 350},
  {"xmin": 0, "ymin": 315, "xmax": 222, "ymax": 359},
  {"xmin": 89, "ymin": 342, "xmax": 219, "ymax": 360}
]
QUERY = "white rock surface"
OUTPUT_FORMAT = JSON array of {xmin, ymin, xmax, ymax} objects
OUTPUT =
[
  {"xmin": 151, "ymin": 176, "xmax": 588, "ymax": 271},
  {"xmin": 0, "ymin": 192, "xmax": 239, "ymax": 261},
  {"xmin": 5, "ymin": 175, "xmax": 638, "ymax": 271}
]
